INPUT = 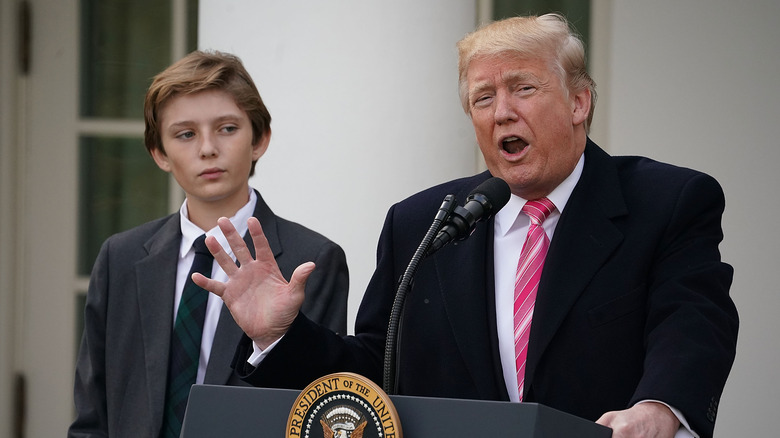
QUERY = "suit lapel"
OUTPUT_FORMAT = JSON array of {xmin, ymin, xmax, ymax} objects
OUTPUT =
[
  {"xmin": 249, "ymin": 190, "xmax": 283, "ymax": 258},
  {"xmin": 525, "ymin": 142, "xmax": 628, "ymax": 386},
  {"xmin": 204, "ymin": 305, "xmax": 245, "ymax": 384},
  {"xmin": 136, "ymin": 214, "xmax": 181, "ymax": 431}
]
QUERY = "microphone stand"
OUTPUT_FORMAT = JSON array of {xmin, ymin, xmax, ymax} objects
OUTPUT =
[{"xmin": 382, "ymin": 194, "xmax": 456, "ymax": 394}]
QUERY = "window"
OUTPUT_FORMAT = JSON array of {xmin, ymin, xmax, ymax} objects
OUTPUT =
[{"xmin": 75, "ymin": 0, "xmax": 198, "ymax": 343}]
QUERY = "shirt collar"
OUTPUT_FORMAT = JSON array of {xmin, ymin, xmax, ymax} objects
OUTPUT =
[
  {"xmin": 179, "ymin": 186, "xmax": 258, "ymax": 258},
  {"xmin": 494, "ymin": 152, "xmax": 585, "ymax": 238}
]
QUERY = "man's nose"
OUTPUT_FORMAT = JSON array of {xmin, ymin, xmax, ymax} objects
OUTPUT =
[{"xmin": 494, "ymin": 92, "xmax": 518, "ymax": 124}]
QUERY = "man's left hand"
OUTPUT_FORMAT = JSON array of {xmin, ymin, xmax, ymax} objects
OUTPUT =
[{"xmin": 597, "ymin": 402, "xmax": 680, "ymax": 438}]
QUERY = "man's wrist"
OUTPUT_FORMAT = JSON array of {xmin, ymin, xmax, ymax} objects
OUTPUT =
[
  {"xmin": 247, "ymin": 335, "xmax": 284, "ymax": 367},
  {"xmin": 636, "ymin": 400, "xmax": 697, "ymax": 438}
]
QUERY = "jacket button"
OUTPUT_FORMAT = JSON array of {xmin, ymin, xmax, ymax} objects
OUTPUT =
[{"xmin": 706, "ymin": 397, "xmax": 719, "ymax": 422}]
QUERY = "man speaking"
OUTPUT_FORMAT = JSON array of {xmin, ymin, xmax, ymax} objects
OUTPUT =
[{"xmin": 196, "ymin": 14, "xmax": 738, "ymax": 438}]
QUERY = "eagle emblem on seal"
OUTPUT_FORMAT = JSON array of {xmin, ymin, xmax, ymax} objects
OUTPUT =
[{"xmin": 319, "ymin": 405, "xmax": 368, "ymax": 438}]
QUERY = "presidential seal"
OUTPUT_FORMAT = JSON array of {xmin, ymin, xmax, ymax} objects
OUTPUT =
[{"xmin": 286, "ymin": 372, "xmax": 402, "ymax": 438}]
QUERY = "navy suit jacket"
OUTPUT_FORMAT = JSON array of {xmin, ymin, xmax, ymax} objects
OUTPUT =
[
  {"xmin": 69, "ymin": 190, "xmax": 349, "ymax": 438},
  {"xmin": 237, "ymin": 141, "xmax": 738, "ymax": 438}
]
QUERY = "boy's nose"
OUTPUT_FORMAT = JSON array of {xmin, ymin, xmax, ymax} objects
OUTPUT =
[{"xmin": 199, "ymin": 134, "xmax": 218, "ymax": 157}]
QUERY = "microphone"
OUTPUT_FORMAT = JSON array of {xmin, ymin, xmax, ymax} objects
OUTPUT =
[
  {"xmin": 428, "ymin": 177, "xmax": 511, "ymax": 256},
  {"xmin": 383, "ymin": 177, "xmax": 510, "ymax": 394}
]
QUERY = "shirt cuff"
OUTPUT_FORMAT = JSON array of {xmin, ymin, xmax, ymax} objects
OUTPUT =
[
  {"xmin": 246, "ymin": 336, "xmax": 283, "ymax": 367},
  {"xmin": 637, "ymin": 400, "xmax": 698, "ymax": 438}
]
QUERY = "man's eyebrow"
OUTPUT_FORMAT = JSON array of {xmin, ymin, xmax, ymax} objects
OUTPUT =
[
  {"xmin": 469, "ymin": 71, "xmax": 543, "ymax": 93},
  {"xmin": 469, "ymin": 82, "xmax": 494, "ymax": 97},
  {"xmin": 502, "ymin": 70, "xmax": 542, "ymax": 85}
]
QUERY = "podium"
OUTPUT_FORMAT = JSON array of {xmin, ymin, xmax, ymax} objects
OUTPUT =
[{"xmin": 181, "ymin": 384, "xmax": 611, "ymax": 437}]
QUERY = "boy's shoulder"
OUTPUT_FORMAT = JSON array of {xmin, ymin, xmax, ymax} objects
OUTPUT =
[
  {"xmin": 270, "ymin": 214, "xmax": 340, "ymax": 248},
  {"xmin": 255, "ymin": 191, "xmax": 339, "ymax": 249},
  {"xmin": 102, "ymin": 212, "xmax": 180, "ymax": 252}
]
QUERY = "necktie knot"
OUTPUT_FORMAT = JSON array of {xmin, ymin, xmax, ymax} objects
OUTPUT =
[{"xmin": 522, "ymin": 197, "xmax": 555, "ymax": 226}]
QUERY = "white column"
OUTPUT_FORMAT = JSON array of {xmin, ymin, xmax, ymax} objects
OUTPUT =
[
  {"xmin": 601, "ymin": 1, "xmax": 780, "ymax": 435},
  {"xmin": 199, "ymin": 0, "xmax": 479, "ymax": 328}
]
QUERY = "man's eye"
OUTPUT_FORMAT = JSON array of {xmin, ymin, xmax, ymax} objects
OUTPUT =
[{"xmin": 472, "ymin": 95, "xmax": 492, "ymax": 107}]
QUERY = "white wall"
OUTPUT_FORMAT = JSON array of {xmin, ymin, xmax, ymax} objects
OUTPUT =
[
  {"xmin": 598, "ymin": 1, "xmax": 780, "ymax": 435},
  {"xmin": 201, "ymin": 0, "xmax": 780, "ymax": 435},
  {"xmin": 199, "ymin": 1, "xmax": 479, "ymax": 325}
]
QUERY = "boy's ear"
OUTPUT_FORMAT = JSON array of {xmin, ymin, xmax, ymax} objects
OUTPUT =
[
  {"xmin": 252, "ymin": 129, "xmax": 271, "ymax": 161},
  {"xmin": 150, "ymin": 147, "xmax": 172, "ymax": 172}
]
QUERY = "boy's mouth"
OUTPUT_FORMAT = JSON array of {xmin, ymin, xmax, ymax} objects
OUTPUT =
[{"xmin": 200, "ymin": 167, "xmax": 224, "ymax": 178}]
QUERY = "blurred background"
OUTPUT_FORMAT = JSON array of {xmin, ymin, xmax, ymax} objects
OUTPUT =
[{"xmin": 1, "ymin": 0, "xmax": 777, "ymax": 436}]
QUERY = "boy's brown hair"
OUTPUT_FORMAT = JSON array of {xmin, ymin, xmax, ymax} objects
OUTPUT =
[{"xmin": 144, "ymin": 50, "xmax": 271, "ymax": 176}]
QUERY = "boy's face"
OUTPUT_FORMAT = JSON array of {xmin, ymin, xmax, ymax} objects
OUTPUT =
[{"xmin": 151, "ymin": 89, "xmax": 269, "ymax": 218}]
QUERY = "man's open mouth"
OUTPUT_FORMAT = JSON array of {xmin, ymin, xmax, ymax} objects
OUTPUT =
[{"xmin": 502, "ymin": 136, "xmax": 528, "ymax": 154}]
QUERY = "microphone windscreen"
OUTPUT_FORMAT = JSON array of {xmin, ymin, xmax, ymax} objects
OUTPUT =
[{"xmin": 469, "ymin": 177, "xmax": 511, "ymax": 213}]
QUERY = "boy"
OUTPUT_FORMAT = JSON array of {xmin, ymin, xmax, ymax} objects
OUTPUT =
[{"xmin": 69, "ymin": 50, "xmax": 349, "ymax": 438}]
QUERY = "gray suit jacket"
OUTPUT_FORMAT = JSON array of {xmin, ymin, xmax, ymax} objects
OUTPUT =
[{"xmin": 69, "ymin": 190, "xmax": 349, "ymax": 438}]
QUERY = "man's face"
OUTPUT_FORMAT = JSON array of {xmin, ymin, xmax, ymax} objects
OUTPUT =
[{"xmin": 466, "ymin": 53, "xmax": 590, "ymax": 200}]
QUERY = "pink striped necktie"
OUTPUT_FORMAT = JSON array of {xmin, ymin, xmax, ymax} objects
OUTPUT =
[{"xmin": 514, "ymin": 197, "xmax": 556, "ymax": 401}]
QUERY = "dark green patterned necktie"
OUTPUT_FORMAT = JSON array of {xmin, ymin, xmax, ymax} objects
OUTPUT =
[{"xmin": 161, "ymin": 234, "xmax": 212, "ymax": 438}]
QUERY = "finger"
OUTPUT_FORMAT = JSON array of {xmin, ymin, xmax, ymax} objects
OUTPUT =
[
  {"xmin": 192, "ymin": 272, "xmax": 226, "ymax": 297},
  {"xmin": 205, "ymin": 234, "xmax": 239, "ymax": 276},
  {"xmin": 246, "ymin": 216, "xmax": 277, "ymax": 265},
  {"xmin": 217, "ymin": 217, "xmax": 254, "ymax": 267}
]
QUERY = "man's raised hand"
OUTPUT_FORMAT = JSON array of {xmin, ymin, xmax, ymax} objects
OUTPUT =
[{"xmin": 192, "ymin": 216, "xmax": 313, "ymax": 349}]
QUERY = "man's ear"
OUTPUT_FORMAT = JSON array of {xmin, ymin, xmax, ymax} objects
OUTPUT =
[
  {"xmin": 150, "ymin": 147, "xmax": 172, "ymax": 172},
  {"xmin": 571, "ymin": 87, "xmax": 591, "ymax": 126},
  {"xmin": 252, "ymin": 128, "xmax": 271, "ymax": 161}
]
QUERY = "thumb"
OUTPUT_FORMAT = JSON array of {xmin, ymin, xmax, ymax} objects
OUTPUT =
[
  {"xmin": 596, "ymin": 411, "xmax": 616, "ymax": 427},
  {"xmin": 289, "ymin": 262, "xmax": 316, "ymax": 291}
]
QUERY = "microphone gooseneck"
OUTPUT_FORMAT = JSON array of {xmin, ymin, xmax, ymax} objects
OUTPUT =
[
  {"xmin": 382, "ymin": 194, "xmax": 456, "ymax": 394},
  {"xmin": 382, "ymin": 177, "xmax": 511, "ymax": 394}
]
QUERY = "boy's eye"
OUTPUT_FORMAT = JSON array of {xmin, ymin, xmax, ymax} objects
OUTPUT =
[
  {"xmin": 221, "ymin": 125, "xmax": 238, "ymax": 133},
  {"xmin": 177, "ymin": 131, "xmax": 195, "ymax": 139}
]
